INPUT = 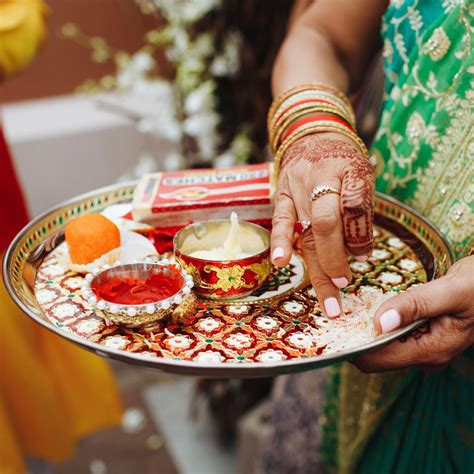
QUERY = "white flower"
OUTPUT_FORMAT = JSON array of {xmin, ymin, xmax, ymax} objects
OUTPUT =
[
  {"xmin": 64, "ymin": 277, "xmax": 84, "ymax": 290},
  {"xmin": 371, "ymin": 249, "xmax": 392, "ymax": 260},
  {"xmin": 225, "ymin": 333, "xmax": 251, "ymax": 350},
  {"xmin": 398, "ymin": 258, "xmax": 419, "ymax": 272},
  {"xmin": 155, "ymin": 0, "xmax": 220, "ymax": 23},
  {"xmin": 76, "ymin": 319, "xmax": 102, "ymax": 334},
  {"xmin": 178, "ymin": 55, "xmax": 206, "ymax": 76},
  {"xmin": 131, "ymin": 52, "xmax": 154, "ymax": 72},
  {"xmin": 195, "ymin": 350, "xmax": 224, "ymax": 364},
  {"xmin": 184, "ymin": 80, "xmax": 216, "ymax": 115},
  {"xmin": 227, "ymin": 305, "xmax": 248, "ymax": 315},
  {"xmin": 191, "ymin": 32, "xmax": 215, "ymax": 58},
  {"xmin": 222, "ymin": 31, "xmax": 241, "ymax": 74},
  {"xmin": 166, "ymin": 334, "xmax": 193, "ymax": 350},
  {"xmin": 45, "ymin": 264, "xmax": 65, "ymax": 277},
  {"xmin": 283, "ymin": 301, "xmax": 305, "ymax": 315},
  {"xmin": 387, "ymin": 237, "xmax": 405, "ymax": 249},
  {"xmin": 256, "ymin": 316, "xmax": 279, "ymax": 331},
  {"xmin": 117, "ymin": 70, "xmax": 136, "ymax": 90},
  {"xmin": 257, "ymin": 349, "xmax": 286, "ymax": 363},
  {"xmin": 350, "ymin": 261, "xmax": 371, "ymax": 273},
  {"xmin": 197, "ymin": 133, "xmax": 219, "ymax": 160},
  {"xmin": 165, "ymin": 26, "xmax": 190, "ymax": 59},
  {"xmin": 183, "ymin": 111, "xmax": 220, "ymax": 137},
  {"xmin": 133, "ymin": 78, "xmax": 174, "ymax": 102},
  {"xmin": 210, "ymin": 56, "xmax": 229, "ymax": 76},
  {"xmin": 210, "ymin": 31, "xmax": 241, "ymax": 77},
  {"xmin": 197, "ymin": 317, "xmax": 221, "ymax": 332},
  {"xmin": 163, "ymin": 151, "xmax": 186, "ymax": 172},
  {"xmin": 116, "ymin": 52, "xmax": 155, "ymax": 90},
  {"xmin": 138, "ymin": 117, "xmax": 182, "ymax": 142},
  {"xmin": 36, "ymin": 289, "xmax": 57, "ymax": 304},
  {"xmin": 288, "ymin": 332, "xmax": 314, "ymax": 349},
  {"xmin": 214, "ymin": 151, "xmax": 237, "ymax": 168},
  {"xmin": 313, "ymin": 316, "xmax": 330, "ymax": 326},
  {"xmin": 378, "ymin": 271, "xmax": 403, "ymax": 285},
  {"xmin": 53, "ymin": 303, "xmax": 77, "ymax": 319},
  {"xmin": 102, "ymin": 335, "xmax": 129, "ymax": 350}
]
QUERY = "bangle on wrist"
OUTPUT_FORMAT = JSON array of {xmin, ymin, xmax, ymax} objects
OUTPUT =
[{"xmin": 268, "ymin": 83, "xmax": 364, "ymax": 183}]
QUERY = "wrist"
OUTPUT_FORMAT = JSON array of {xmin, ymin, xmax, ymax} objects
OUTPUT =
[
  {"xmin": 282, "ymin": 131, "xmax": 361, "ymax": 161},
  {"xmin": 268, "ymin": 83, "xmax": 360, "ymax": 184}
]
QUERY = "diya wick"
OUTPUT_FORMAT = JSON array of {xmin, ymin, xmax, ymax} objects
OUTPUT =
[
  {"xmin": 82, "ymin": 259, "xmax": 196, "ymax": 328},
  {"xmin": 174, "ymin": 213, "xmax": 271, "ymax": 300}
]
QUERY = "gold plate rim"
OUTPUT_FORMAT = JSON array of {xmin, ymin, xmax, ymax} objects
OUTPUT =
[{"xmin": 2, "ymin": 183, "xmax": 455, "ymax": 377}]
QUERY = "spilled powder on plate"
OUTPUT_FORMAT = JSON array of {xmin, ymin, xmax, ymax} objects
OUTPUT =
[{"xmin": 307, "ymin": 287, "xmax": 399, "ymax": 353}]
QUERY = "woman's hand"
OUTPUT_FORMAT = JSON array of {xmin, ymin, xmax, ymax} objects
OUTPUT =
[
  {"xmin": 353, "ymin": 256, "xmax": 474, "ymax": 372},
  {"xmin": 271, "ymin": 132, "xmax": 375, "ymax": 317}
]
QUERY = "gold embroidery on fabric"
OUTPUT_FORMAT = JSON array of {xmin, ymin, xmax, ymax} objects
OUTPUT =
[
  {"xmin": 425, "ymin": 27, "xmax": 451, "ymax": 60},
  {"xmin": 327, "ymin": 4, "xmax": 473, "ymax": 472},
  {"xmin": 376, "ymin": 3, "xmax": 474, "ymax": 258},
  {"xmin": 406, "ymin": 112, "xmax": 426, "ymax": 142}
]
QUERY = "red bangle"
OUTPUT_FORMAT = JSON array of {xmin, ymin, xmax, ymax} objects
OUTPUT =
[
  {"xmin": 274, "ymin": 98, "xmax": 336, "ymax": 125},
  {"xmin": 281, "ymin": 115, "xmax": 353, "ymax": 143}
]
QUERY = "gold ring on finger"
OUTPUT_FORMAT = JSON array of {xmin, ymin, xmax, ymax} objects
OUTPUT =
[{"xmin": 310, "ymin": 184, "xmax": 341, "ymax": 202}]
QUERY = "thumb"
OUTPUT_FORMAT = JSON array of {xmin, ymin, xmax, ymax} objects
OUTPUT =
[{"xmin": 374, "ymin": 275, "xmax": 460, "ymax": 335}]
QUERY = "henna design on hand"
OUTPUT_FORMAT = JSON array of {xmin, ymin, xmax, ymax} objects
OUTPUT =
[
  {"xmin": 280, "ymin": 135, "xmax": 375, "ymax": 255},
  {"xmin": 398, "ymin": 320, "xmax": 431, "ymax": 343}
]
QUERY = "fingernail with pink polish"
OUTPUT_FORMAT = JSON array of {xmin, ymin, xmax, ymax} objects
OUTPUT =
[
  {"xmin": 355, "ymin": 255, "xmax": 369, "ymax": 262},
  {"xmin": 272, "ymin": 247, "xmax": 285, "ymax": 262},
  {"xmin": 379, "ymin": 309, "xmax": 401, "ymax": 333},
  {"xmin": 331, "ymin": 277, "xmax": 349, "ymax": 289},
  {"xmin": 324, "ymin": 297, "xmax": 341, "ymax": 318}
]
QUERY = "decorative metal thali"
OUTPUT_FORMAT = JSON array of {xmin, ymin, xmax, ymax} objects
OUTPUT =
[{"xmin": 3, "ymin": 182, "xmax": 454, "ymax": 377}]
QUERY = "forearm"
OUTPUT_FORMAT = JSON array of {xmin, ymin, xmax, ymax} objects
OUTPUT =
[
  {"xmin": 272, "ymin": 0, "xmax": 386, "ymax": 98},
  {"xmin": 272, "ymin": 24, "xmax": 350, "ymax": 96}
]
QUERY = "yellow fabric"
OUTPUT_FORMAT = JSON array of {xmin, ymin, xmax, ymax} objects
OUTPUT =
[
  {"xmin": 0, "ymin": 263, "xmax": 123, "ymax": 473},
  {"xmin": 0, "ymin": 3, "xmax": 122, "ymax": 471},
  {"xmin": 0, "ymin": 0, "xmax": 47, "ymax": 77}
]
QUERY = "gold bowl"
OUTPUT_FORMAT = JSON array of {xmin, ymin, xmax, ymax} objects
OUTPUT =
[{"xmin": 174, "ymin": 220, "xmax": 271, "ymax": 300}]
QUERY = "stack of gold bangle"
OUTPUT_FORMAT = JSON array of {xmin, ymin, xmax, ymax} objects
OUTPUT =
[
  {"xmin": 270, "ymin": 102, "xmax": 355, "ymax": 152},
  {"xmin": 268, "ymin": 83, "xmax": 369, "ymax": 184}
]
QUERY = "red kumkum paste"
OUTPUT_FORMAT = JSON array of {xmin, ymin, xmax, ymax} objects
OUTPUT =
[{"xmin": 91, "ymin": 271, "xmax": 183, "ymax": 305}]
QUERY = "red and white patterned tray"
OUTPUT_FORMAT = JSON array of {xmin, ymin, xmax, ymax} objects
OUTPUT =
[{"xmin": 4, "ymin": 183, "xmax": 454, "ymax": 377}]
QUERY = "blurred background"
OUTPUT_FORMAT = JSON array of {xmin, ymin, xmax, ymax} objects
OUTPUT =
[
  {"xmin": 2, "ymin": 0, "xmax": 293, "ymax": 216},
  {"xmin": 1, "ymin": 1, "xmax": 295, "ymax": 473}
]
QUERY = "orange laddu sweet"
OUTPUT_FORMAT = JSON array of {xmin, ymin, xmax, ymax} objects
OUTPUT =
[{"xmin": 65, "ymin": 214, "xmax": 121, "ymax": 264}]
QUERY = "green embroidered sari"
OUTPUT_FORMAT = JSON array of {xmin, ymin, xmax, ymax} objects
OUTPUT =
[{"xmin": 322, "ymin": 1, "xmax": 473, "ymax": 472}]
